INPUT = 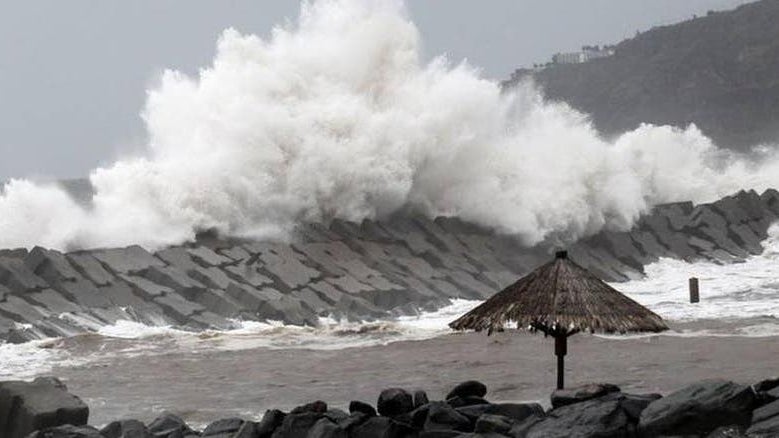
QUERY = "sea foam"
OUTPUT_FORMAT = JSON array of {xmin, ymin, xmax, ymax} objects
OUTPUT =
[{"xmin": 1, "ymin": 0, "xmax": 779, "ymax": 252}]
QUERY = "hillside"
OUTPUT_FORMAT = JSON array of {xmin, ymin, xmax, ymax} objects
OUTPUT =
[{"xmin": 504, "ymin": 0, "xmax": 779, "ymax": 151}]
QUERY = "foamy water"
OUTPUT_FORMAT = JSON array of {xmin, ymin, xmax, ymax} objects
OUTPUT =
[
  {"xmin": 617, "ymin": 224, "xmax": 779, "ymax": 322},
  {"xmin": 2, "ymin": 0, "xmax": 779, "ymax": 252}
]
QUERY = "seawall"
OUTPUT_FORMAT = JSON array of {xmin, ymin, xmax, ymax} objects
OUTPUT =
[{"xmin": 0, "ymin": 188, "xmax": 777, "ymax": 343}]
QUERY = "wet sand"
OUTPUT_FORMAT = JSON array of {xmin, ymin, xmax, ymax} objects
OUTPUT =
[{"xmin": 47, "ymin": 323, "xmax": 779, "ymax": 427}]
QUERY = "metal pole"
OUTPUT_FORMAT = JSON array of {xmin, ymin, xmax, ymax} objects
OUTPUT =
[{"xmin": 555, "ymin": 335, "xmax": 567, "ymax": 390}]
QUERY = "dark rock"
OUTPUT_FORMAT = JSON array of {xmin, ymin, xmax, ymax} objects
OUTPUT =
[
  {"xmin": 409, "ymin": 403, "xmax": 433, "ymax": 429},
  {"xmin": 550, "ymin": 382, "xmax": 620, "ymax": 409},
  {"xmin": 256, "ymin": 410, "xmax": 286, "ymax": 438},
  {"xmin": 348, "ymin": 401, "xmax": 376, "ymax": 417},
  {"xmin": 507, "ymin": 414, "xmax": 545, "ymax": 438},
  {"xmin": 424, "ymin": 402, "xmax": 471, "ymax": 432},
  {"xmin": 706, "ymin": 425, "xmax": 747, "ymax": 437},
  {"xmin": 100, "ymin": 419, "xmax": 152, "ymax": 438},
  {"xmin": 446, "ymin": 396, "xmax": 489, "ymax": 409},
  {"xmin": 290, "ymin": 400, "xmax": 328, "ymax": 414},
  {"xmin": 524, "ymin": 394, "xmax": 631, "ymax": 438},
  {"xmin": 0, "ymin": 378, "xmax": 89, "ymax": 438},
  {"xmin": 307, "ymin": 418, "xmax": 346, "ymax": 438},
  {"xmin": 413, "ymin": 390, "xmax": 430, "ymax": 408},
  {"xmin": 448, "ymin": 433, "xmax": 507, "ymax": 438},
  {"xmin": 752, "ymin": 399, "xmax": 779, "ymax": 425},
  {"xmin": 377, "ymin": 388, "xmax": 414, "ymax": 417},
  {"xmin": 147, "ymin": 413, "xmax": 197, "ymax": 438},
  {"xmin": 270, "ymin": 412, "xmax": 323, "ymax": 438},
  {"xmin": 747, "ymin": 414, "xmax": 779, "ymax": 437},
  {"xmin": 348, "ymin": 417, "xmax": 412, "ymax": 438},
  {"xmin": 446, "ymin": 381, "xmax": 487, "ymax": 401},
  {"xmin": 337, "ymin": 412, "xmax": 369, "ymax": 431},
  {"xmin": 454, "ymin": 404, "xmax": 492, "ymax": 423},
  {"xmin": 753, "ymin": 377, "xmax": 779, "ymax": 405},
  {"xmin": 619, "ymin": 393, "xmax": 662, "ymax": 422},
  {"xmin": 417, "ymin": 431, "xmax": 461, "ymax": 438},
  {"xmin": 25, "ymin": 425, "xmax": 102, "ymax": 438},
  {"xmin": 484, "ymin": 403, "xmax": 544, "ymax": 423},
  {"xmin": 203, "ymin": 418, "xmax": 244, "ymax": 436},
  {"xmin": 233, "ymin": 422, "xmax": 259, "ymax": 438},
  {"xmin": 324, "ymin": 409, "xmax": 349, "ymax": 424},
  {"xmin": 474, "ymin": 414, "xmax": 513, "ymax": 434},
  {"xmin": 639, "ymin": 380, "xmax": 755, "ymax": 436}
]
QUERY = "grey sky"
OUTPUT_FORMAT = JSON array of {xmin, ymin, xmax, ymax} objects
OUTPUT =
[{"xmin": 0, "ymin": 0, "xmax": 752, "ymax": 180}]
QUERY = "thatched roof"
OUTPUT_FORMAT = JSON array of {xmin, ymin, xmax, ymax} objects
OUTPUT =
[{"xmin": 449, "ymin": 251, "xmax": 668, "ymax": 335}]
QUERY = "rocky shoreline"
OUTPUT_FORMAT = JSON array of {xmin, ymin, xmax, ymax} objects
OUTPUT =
[
  {"xmin": 0, "ymin": 188, "xmax": 777, "ymax": 344},
  {"xmin": 5, "ymin": 376, "xmax": 779, "ymax": 437}
]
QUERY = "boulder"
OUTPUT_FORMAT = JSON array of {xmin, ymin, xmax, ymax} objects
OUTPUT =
[
  {"xmin": 474, "ymin": 414, "xmax": 514, "ymax": 434},
  {"xmin": 413, "ymin": 390, "xmax": 430, "ymax": 408},
  {"xmin": 446, "ymin": 396, "xmax": 489, "ymax": 408},
  {"xmin": 100, "ymin": 419, "xmax": 152, "ymax": 438},
  {"xmin": 524, "ymin": 394, "xmax": 631, "ymax": 438},
  {"xmin": 639, "ymin": 380, "xmax": 755, "ymax": 436},
  {"xmin": 290, "ymin": 401, "xmax": 328, "ymax": 415},
  {"xmin": 256, "ymin": 409, "xmax": 286, "ymax": 438},
  {"xmin": 233, "ymin": 422, "xmax": 259, "ymax": 438},
  {"xmin": 747, "ymin": 414, "xmax": 779, "ymax": 437},
  {"xmin": 25, "ymin": 425, "xmax": 102, "ymax": 438},
  {"xmin": 203, "ymin": 418, "xmax": 245, "ymax": 436},
  {"xmin": 424, "ymin": 402, "xmax": 471, "ymax": 432},
  {"xmin": 348, "ymin": 401, "xmax": 376, "ymax": 417},
  {"xmin": 753, "ymin": 377, "xmax": 779, "ymax": 405},
  {"xmin": 270, "ymin": 412, "xmax": 323, "ymax": 438},
  {"xmin": 306, "ymin": 418, "xmax": 346, "ymax": 438},
  {"xmin": 706, "ymin": 425, "xmax": 747, "ymax": 437},
  {"xmin": 752, "ymin": 399, "xmax": 779, "ymax": 424},
  {"xmin": 377, "ymin": 388, "xmax": 414, "ymax": 417},
  {"xmin": 446, "ymin": 381, "xmax": 487, "ymax": 401},
  {"xmin": 337, "ymin": 412, "xmax": 369, "ymax": 432},
  {"xmin": 550, "ymin": 383, "xmax": 620, "ymax": 409},
  {"xmin": 147, "ymin": 413, "xmax": 197, "ymax": 438},
  {"xmin": 0, "ymin": 377, "xmax": 89, "ymax": 438},
  {"xmin": 483, "ymin": 403, "xmax": 544, "ymax": 423},
  {"xmin": 347, "ymin": 417, "xmax": 412, "ymax": 438},
  {"xmin": 619, "ymin": 393, "xmax": 662, "ymax": 422}
]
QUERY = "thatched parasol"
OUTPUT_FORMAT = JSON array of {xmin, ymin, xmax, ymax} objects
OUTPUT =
[{"xmin": 449, "ymin": 250, "xmax": 668, "ymax": 389}]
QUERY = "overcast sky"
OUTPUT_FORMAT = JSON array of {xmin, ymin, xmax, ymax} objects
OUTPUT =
[{"xmin": 0, "ymin": 0, "xmax": 752, "ymax": 180}]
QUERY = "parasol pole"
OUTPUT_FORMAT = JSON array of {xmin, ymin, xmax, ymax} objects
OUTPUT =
[{"xmin": 554, "ymin": 333, "xmax": 567, "ymax": 389}]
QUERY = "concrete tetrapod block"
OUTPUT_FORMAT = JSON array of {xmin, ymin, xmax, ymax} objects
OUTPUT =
[
  {"xmin": 0, "ymin": 257, "xmax": 49, "ymax": 294},
  {"xmin": 92, "ymin": 245, "xmax": 165, "ymax": 274},
  {"xmin": 54, "ymin": 279, "xmax": 113, "ymax": 308},
  {"xmin": 66, "ymin": 253, "xmax": 115, "ymax": 286},
  {"xmin": 187, "ymin": 246, "xmax": 232, "ymax": 267},
  {"xmin": 24, "ymin": 247, "xmax": 82, "ymax": 283},
  {"xmin": 223, "ymin": 263, "xmax": 274, "ymax": 288},
  {"xmin": 0, "ymin": 377, "xmax": 88, "ymax": 438}
]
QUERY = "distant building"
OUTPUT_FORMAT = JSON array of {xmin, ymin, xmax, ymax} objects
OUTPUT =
[
  {"xmin": 551, "ymin": 45, "xmax": 615, "ymax": 65},
  {"xmin": 552, "ymin": 52, "xmax": 585, "ymax": 64}
]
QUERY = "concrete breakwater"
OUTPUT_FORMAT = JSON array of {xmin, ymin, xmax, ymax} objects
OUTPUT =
[
  {"xmin": 8, "ymin": 376, "xmax": 779, "ymax": 437},
  {"xmin": 0, "ymin": 188, "xmax": 777, "ymax": 343}
]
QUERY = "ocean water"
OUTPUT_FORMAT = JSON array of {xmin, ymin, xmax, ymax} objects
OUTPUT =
[{"xmin": 3, "ymin": 232, "xmax": 779, "ymax": 383}]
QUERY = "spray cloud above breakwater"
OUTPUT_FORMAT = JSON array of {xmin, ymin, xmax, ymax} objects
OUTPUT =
[{"xmin": 2, "ymin": 0, "xmax": 779, "ymax": 251}]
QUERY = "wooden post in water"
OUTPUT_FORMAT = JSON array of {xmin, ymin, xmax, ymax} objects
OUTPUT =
[{"xmin": 689, "ymin": 277, "xmax": 700, "ymax": 303}]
